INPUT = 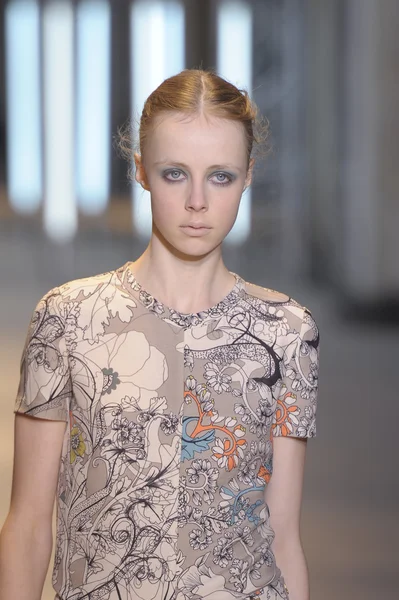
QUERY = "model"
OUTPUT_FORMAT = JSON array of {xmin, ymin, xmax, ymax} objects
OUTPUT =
[{"xmin": 0, "ymin": 69, "xmax": 319, "ymax": 600}]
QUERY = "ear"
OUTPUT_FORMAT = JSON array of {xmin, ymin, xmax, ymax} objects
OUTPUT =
[
  {"xmin": 134, "ymin": 153, "xmax": 150, "ymax": 191},
  {"xmin": 244, "ymin": 158, "xmax": 255, "ymax": 190}
]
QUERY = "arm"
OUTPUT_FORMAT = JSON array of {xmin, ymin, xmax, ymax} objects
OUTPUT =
[
  {"xmin": 265, "ymin": 436, "xmax": 309, "ymax": 600},
  {"xmin": 0, "ymin": 413, "xmax": 66, "ymax": 600}
]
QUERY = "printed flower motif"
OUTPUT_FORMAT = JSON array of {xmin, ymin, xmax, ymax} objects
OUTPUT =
[
  {"xmin": 248, "ymin": 559, "xmax": 262, "ymax": 582},
  {"xmin": 266, "ymin": 306, "xmax": 289, "ymax": 336},
  {"xmin": 284, "ymin": 338, "xmax": 318, "ymax": 403},
  {"xmin": 195, "ymin": 383, "xmax": 213, "ymax": 405},
  {"xmin": 188, "ymin": 528, "xmax": 202, "ymax": 550},
  {"xmin": 188, "ymin": 528, "xmax": 211, "ymax": 551},
  {"xmin": 272, "ymin": 386, "xmax": 300, "ymax": 437},
  {"xmin": 257, "ymin": 464, "xmax": 272, "ymax": 485},
  {"xmin": 232, "ymin": 387, "xmax": 243, "ymax": 397},
  {"xmin": 234, "ymin": 525, "xmax": 254, "ymax": 546},
  {"xmin": 238, "ymin": 440, "xmax": 271, "ymax": 485},
  {"xmin": 160, "ymin": 412, "xmax": 179, "ymax": 435},
  {"xmin": 213, "ymin": 536, "xmax": 233, "ymax": 567},
  {"xmin": 253, "ymin": 320, "xmax": 274, "ymax": 344},
  {"xmin": 74, "ymin": 330, "xmax": 168, "ymax": 411},
  {"xmin": 211, "ymin": 432, "xmax": 247, "ymax": 471},
  {"xmin": 297, "ymin": 404, "xmax": 316, "ymax": 437},
  {"xmin": 184, "ymin": 346, "xmax": 194, "ymax": 369},
  {"xmin": 185, "ymin": 375, "xmax": 197, "ymax": 391},
  {"xmin": 70, "ymin": 425, "xmax": 86, "ymax": 463},
  {"xmin": 169, "ymin": 310, "xmax": 204, "ymax": 328},
  {"xmin": 185, "ymin": 459, "xmax": 219, "ymax": 505},
  {"xmin": 253, "ymin": 401, "xmax": 274, "ymax": 436},
  {"xmin": 139, "ymin": 289, "xmax": 154, "ymax": 308},
  {"xmin": 101, "ymin": 367, "xmax": 120, "ymax": 395},
  {"xmin": 102, "ymin": 435, "xmax": 146, "ymax": 464},
  {"xmin": 308, "ymin": 361, "xmax": 318, "ymax": 386},
  {"xmin": 111, "ymin": 414, "xmax": 142, "ymax": 445},
  {"xmin": 177, "ymin": 557, "xmax": 232, "ymax": 600},
  {"xmin": 65, "ymin": 276, "xmax": 137, "ymax": 342},
  {"xmin": 204, "ymin": 362, "xmax": 232, "ymax": 394},
  {"xmin": 229, "ymin": 558, "xmax": 249, "ymax": 592},
  {"xmin": 257, "ymin": 542, "xmax": 274, "ymax": 566},
  {"xmin": 237, "ymin": 454, "xmax": 258, "ymax": 484}
]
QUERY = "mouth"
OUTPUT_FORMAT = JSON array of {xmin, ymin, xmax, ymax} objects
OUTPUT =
[
  {"xmin": 180, "ymin": 225, "xmax": 212, "ymax": 236},
  {"xmin": 181, "ymin": 224, "xmax": 211, "ymax": 230}
]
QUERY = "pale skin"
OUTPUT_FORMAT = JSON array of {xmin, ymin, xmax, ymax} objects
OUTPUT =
[{"xmin": 0, "ymin": 111, "xmax": 309, "ymax": 600}]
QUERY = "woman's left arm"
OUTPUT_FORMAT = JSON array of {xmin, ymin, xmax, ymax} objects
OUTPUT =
[{"xmin": 264, "ymin": 436, "xmax": 309, "ymax": 600}]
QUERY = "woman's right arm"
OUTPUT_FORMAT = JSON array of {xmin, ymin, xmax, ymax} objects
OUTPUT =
[{"xmin": 0, "ymin": 413, "xmax": 66, "ymax": 600}]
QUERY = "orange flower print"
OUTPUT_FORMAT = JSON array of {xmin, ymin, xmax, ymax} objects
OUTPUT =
[
  {"xmin": 257, "ymin": 464, "xmax": 272, "ymax": 484},
  {"xmin": 272, "ymin": 385, "xmax": 300, "ymax": 437},
  {"xmin": 184, "ymin": 376, "xmax": 247, "ymax": 471},
  {"xmin": 212, "ymin": 432, "xmax": 247, "ymax": 471}
]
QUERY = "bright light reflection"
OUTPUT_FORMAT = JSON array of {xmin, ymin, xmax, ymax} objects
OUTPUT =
[
  {"xmin": 5, "ymin": 0, "xmax": 42, "ymax": 213},
  {"xmin": 130, "ymin": 0, "xmax": 185, "ymax": 238},
  {"xmin": 43, "ymin": 0, "xmax": 76, "ymax": 242},
  {"xmin": 76, "ymin": 0, "xmax": 111, "ymax": 215},
  {"xmin": 217, "ymin": 0, "xmax": 253, "ymax": 245}
]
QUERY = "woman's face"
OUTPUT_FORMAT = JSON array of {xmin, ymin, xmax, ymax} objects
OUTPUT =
[{"xmin": 134, "ymin": 111, "xmax": 254, "ymax": 258}]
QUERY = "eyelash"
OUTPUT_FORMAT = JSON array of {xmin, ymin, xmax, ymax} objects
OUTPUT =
[{"xmin": 163, "ymin": 169, "xmax": 233, "ymax": 187}]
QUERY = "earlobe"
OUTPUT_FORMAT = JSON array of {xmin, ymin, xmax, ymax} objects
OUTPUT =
[
  {"xmin": 134, "ymin": 153, "xmax": 150, "ymax": 191},
  {"xmin": 134, "ymin": 153, "xmax": 142, "ymax": 184},
  {"xmin": 141, "ymin": 181, "xmax": 150, "ymax": 192}
]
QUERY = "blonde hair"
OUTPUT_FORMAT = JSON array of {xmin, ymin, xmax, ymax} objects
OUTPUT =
[{"xmin": 117, "ymin": 68, "xmax": 270, "ymax": 179}]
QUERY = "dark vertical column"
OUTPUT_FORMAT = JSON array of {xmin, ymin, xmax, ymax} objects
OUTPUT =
[
  {"xmin": 184, "ymin": 0, "xmax": 216, "ymax": 71},
  {"xmin": 279, "ymin": 0, "xmax": 306, "ymax": 277},
  {"xmin": 110, "ymin": 1, "xmax": 131, "ymax": 196},
  {"xmin": 304, "ymin": 0, "xmax": 340, "ymax": 283},
  {"xmin": 250, "ymin": 0, "xmax": 284, "ymax": 266}
]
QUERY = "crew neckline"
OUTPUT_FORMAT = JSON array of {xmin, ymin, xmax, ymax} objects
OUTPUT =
[{"xmin": 116, "ymin": 261, "xmax": 246, "ymax": 329}]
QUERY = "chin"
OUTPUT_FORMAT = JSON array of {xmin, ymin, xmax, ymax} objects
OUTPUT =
[
  {"xmin": 165, "ymin": 231, "xmax": 224, "ymax": 259},
  {"xmin": 153, "ymin": 221, "xmax": 234, "ymax": 257},
  {"xmin": 175, "ymin": 241, "xmax": 221, "ymax": 260}
]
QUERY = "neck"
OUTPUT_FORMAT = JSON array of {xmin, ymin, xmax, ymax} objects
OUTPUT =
[{"xmin": 128, "ymin": 239, "xmax": 235, "ymax": 315}]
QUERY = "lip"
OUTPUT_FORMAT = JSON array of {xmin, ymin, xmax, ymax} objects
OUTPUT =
[
  {"xmin": 181, "ymin": 223, "xmax": 211, "ymax": 229},
  {"xmin": 181, "ymin": 225, "xmax": 212, "ymax": 236}
]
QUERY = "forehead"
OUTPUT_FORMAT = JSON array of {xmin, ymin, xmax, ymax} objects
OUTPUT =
[{"xmin": 144, "ymin": 112, "xmax": 247, "ymax": 166}]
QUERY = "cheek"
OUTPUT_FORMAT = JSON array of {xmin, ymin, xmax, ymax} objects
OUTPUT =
[
  {"xmin": 150, "ymin": 189, "xmax": 181, "ymax": 227},
  {"xmin": 215, "ymin": 190, "xmax": 243, "ymax": 218}
]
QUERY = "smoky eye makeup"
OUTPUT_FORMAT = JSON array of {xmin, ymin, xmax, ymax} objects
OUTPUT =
[
  {"xmin": 163, "ymin": 169, "xmax": 185, "ymax": 181},
  {"xmin": 162, "ymin": 168, "xmax": 237, "ymax": 186},
  {"xmin": 210, "ymin": 171, "xmax": 236, "ymax": 186}
]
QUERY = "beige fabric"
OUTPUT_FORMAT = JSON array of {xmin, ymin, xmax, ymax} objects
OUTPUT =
[{"xmin": 15, "ymin": 262, "xmax": 319, "ymax": 600}]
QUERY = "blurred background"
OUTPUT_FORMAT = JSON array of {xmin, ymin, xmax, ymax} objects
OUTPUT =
[{"xmin": 0, "ymin": 0, "xmax": 398, "ymax": 598}]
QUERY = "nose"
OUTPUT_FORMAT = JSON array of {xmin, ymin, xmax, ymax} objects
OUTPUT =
[{"xmin": 185, "ymin": 179, "xmax": 208, "ymax": 211}]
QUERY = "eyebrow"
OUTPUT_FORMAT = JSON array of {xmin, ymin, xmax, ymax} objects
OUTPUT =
[{"xmin": 154, "ymin": 160, "xmax": 242, "ymax": 172}]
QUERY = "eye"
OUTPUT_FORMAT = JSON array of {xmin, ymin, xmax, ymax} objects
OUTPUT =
[
  {"xmin": 164, "ymin": 169, "xmax": 185, "ymax": 182},
  {"xmin": 211, "ymin": 172, "xmax": 233, "ymax": 186}
]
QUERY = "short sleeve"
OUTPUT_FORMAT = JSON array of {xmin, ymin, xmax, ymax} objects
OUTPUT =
[
  {"xmin": 272, "ymin": 307, "xmax": 320, "ymax": 438},
  {"xmin": 14, "ymin": 287, "xmax": 72, "ymax": 422}
]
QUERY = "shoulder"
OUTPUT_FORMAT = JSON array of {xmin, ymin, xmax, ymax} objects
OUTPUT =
[
  {"xmin": 56, "ymin": 266, "xmax": 120, "ymax": 302},
  {"xmin": 30, "ymin": 265, "xmax": 133, "ymax": 345},
  {"xmin": 31, "ymin": 266, "xmax": 123, "ymax": 321},
  {"xmin": 240, "ymin": 276, "xmax": 306, "ymax": 316},
  {"xmin": 239, "ymin": 276, "xmax": 319, "ymax": 340}
]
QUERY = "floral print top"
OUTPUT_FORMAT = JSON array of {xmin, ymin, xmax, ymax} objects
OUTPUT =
[{"xmin": 14, "ymin": 262, "xmax": 319, "ymax": 600}]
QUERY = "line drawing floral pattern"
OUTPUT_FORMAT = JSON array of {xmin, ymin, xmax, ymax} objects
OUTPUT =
[{"xmin": 14, "ymin": 262, "xmax": 319, "ymax": 600}]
